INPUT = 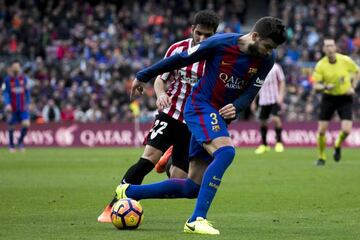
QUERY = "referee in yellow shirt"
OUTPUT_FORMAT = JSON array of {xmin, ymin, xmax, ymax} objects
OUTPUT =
[{"xmin": 312, "ymin": 38, "xmax": 359, "ymax": 166}]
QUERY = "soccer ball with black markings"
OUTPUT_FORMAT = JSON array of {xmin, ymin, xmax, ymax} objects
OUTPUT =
[{"xmin": 111, "ymin": 198, "xmax": 144, "ymax": 229}]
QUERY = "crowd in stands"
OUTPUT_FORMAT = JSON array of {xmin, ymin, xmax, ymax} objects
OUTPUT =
[
  {"xmin": 0, "ymin": 0, "xmax": 359, "ymax": 123},
  {"xmin": 270, "ymin": 0, "xmax": 360, "ymax": 121}
]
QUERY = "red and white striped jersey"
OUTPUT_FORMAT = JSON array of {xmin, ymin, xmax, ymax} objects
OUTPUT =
[
  {"xmin": 159, "ymin": 38, "xmax": 206, "ymax": 122},
  {"xmin": 258, "ymin": 63, "xmax": 285, "ymax": 106}
]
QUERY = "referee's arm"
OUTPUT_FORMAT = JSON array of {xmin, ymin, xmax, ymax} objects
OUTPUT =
[
  {"xmin": 312, "ymin": 64, "xmax": 334, "ymax": 92},
  {"xmin": 351, "ymin": 70, "xmax": 360, "ymax": 93}
]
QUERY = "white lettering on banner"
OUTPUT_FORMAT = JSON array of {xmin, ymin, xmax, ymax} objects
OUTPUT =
[
  {"xmin": 81, "ymin": 130, "xmax": 97, "ymax": 147},
  {"xmin": 282, "ymin": 130, "xmax": 318, "ymax": 144},
  {"xmin": 24, "ymin": 130, "xmax": 54, "ymax": 145},
  {"xmin": 55, "ymin": 125, "xmax": 77, "ymax": 146},
  {"xmin": 0, "ymin": 131, "xmax": 8, "ymax": 144},
  {"xmin": 80, "ymin": 130, "xmax": 134, "ymax": 147},
  {"xmin": 229, "ymin": 129, "xmax": 259, "ymax": 145},
  {"xmin": 0, "ymin": 130, "xmax": 54, "ymax": 145},
  {"xmin": 134, "ymin": 131, "xmax": 148, "ymax": 146}
]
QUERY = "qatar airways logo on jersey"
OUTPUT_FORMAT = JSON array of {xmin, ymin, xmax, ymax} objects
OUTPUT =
[
  {"xmin": 11, "ymin": 87, "xmax": 25, "ymax": 94},
  {"xmin": 219, "ymin": 73, "xmax": 248, "ymax": 90}
]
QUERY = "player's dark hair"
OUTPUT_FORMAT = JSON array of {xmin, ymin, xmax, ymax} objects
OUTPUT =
[
  {"xmin": 10, "ymin": 59, "xmax": 21, "ymax": 66},
  {"xmin": 252, "ymin": 17, "xmax": 287, "ymax": 45},
  {"xmin": 323, "ymin": 35, "xmax": 336, "ymax": 42},
  {"xmin": 193, "ymin": 9, "xmax": 220, "ymax": 32}
]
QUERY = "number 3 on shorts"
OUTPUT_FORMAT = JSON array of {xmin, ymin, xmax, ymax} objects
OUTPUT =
[
  {"xmin": 150, "ymin": 120, "xmax": 168, "ymax": 139},
  {"xmin": 210, "ymin": 113, "xmax": 218, "ymax": 125}
]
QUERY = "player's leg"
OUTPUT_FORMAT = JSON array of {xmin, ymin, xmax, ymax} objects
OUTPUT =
[
  {"xmin": 17, "ymin": 112, "xmax": 30, "ymax": 151},
  {"xmin": 317, "ymin": 121, "xmax": 329, "ymax": 166},
  {"xmin": 168, "ymin": 124, "xmax": 191, "ymax": 179},
  {"xmin": 120, "ymin": 157, "xmax": 205, "ymax": 200},
  {"xmin": 184, "ymin": 136, "xmax": 234, "ymax": 235},
  {"xmin": 333, "ymin": 120, "xmax": 352, "ymax": 161},
  {"xmin": 7, "ymin": 112, "xmax": 17, "ymax": 152},
  {"xmin": 333, "ymin": 95, "xmax": 353, "ymax": 161},
  {"xmin": 255, "ymin": 105, "xmax": 270, "ymax": 154},
  {"xmin": 180, "ymin": 99, "xmax": 235, "ymax": 234},
  {"xmin": 121, "ymin": 145, "xmax": 163, "ymax": 184},
  {"xmin": 188, "ymin": 136, "xmax": 235, "ymax": 221},
  {"xmin": 271, "ymin": 104, "xmax": 284, "ymax": 152},
  {"xmin": 155, "ymin": 145, "xmax": 173, "ymax": 173},
  {"xmin": 316, "ymin": 95, "xmax": 335, "ymax": 166},
  {"xmin": 118, "ymin": 136, "xmax": 209, "ymax": 200},
  {"xmin": 8, "ymin": 125, "xmax": 15, "ymax": 152}
]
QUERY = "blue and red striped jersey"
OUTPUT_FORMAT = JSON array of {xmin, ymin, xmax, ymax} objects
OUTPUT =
[
  {"xmin": 2, "ymin": 74, "xmax": 30, "ymax": 112},
  {"xmin": 136, "ymin": 33, "xmax": 275, "ymax": 113}
]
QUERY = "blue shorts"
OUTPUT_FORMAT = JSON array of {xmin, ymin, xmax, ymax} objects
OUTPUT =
[
  {"xmin": 8, "ymin": 111, "xmax": 29, "ymax": 125},
  {"xmin": 184, "ymin": 99, "xmax": 229, "ymax": 162}
]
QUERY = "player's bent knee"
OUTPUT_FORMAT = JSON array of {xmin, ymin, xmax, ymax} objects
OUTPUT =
[
  {"xmin": 214, "ymin": 146, "xmax": 236, "ymax": 166},
  {"xmin": 142, "ymin": 145, "xmax": 163, "ymax": 164}
]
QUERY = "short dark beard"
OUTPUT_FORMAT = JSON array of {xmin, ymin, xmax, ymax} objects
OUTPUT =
[
  {"xmin": 328, "ymin": 54, "xmax": 337, "ymax": 64},
  {"xmin": 247, "ymin": 43, "xmax": 264, "ymax": 57}
]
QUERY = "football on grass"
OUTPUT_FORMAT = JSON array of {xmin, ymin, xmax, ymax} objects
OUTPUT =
[{"xmin": 111, "ymin": 198, "xmax": 144, "ymax": 229}]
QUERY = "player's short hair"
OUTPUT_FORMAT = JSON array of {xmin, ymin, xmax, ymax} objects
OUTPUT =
[
  {"xmin": 10, "ymin": 59, "xmax": 21, "ymax": 66},
  {"xmin": 192, "ymin": 9, "xmax": 220, "ymax": 32},
  {"xmin": 252, "ymin": 17, "xmax": 287, "ymax": 45},
  {"xmin": 323, "ymin": 36, "xmax": 336, "ymax": 43}
]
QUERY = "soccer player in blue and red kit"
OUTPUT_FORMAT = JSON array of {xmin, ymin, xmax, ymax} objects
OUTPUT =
[
  {"xmin": 2, "ymin": 60, "xmax": 31, "ymax": 152},
  {"xmin": 115, "ymin": 17, "xmax": 287, "ymax": 235}
]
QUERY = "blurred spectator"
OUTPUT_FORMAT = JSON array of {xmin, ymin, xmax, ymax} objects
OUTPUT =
[
  {"xmin": 42, "ymin": 99, "xmax": 61, "ymax": 122},
  {"xmin": 61, "ymin": 102, "xmax": 75, "ymax": 122}
]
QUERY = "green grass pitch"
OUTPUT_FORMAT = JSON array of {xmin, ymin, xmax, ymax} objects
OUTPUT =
[{"xmin": 0, "ymin": 147, "xmax": 359, "ymax": 240}]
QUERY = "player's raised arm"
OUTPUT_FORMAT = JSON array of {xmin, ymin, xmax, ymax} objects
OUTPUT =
[
  {"xmin": 135, "ymin": 36, "xmax": 218, "ymax": 84},
  {"xmin": 231, "ymin": 53, "xmax": 275, "ymax": 113}
]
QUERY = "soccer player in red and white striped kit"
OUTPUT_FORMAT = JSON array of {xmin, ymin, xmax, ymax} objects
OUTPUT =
[
  {"xmin": 97, "ymin": 9, "xmax": 220, "ymax": 222},
  {"xmin": 254, "ymin": 62, "xmax": 286, "ymax": 154}
]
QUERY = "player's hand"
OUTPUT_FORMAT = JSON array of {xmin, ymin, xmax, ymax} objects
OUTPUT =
[
  {"xmin": 156, "ymin": 93, "xmax": 172, "ymax": 110},
  {"xmin": 5, "ymin": 104, "xmax": 12, "ymax": 113},
  {"xmin": 276, "ymin": 95, "xmax": 284, "ymax": 104},
  {"xmin": 130, "ymin": 78, "xmax": 146, "ymax": 100},
  {"xmin": 219, "ymin": 104, "xmax": 236, "ymax": 120},
  {"xmin": 250, "ymin": 101, "xmax": 257, "ymax": 112},
  {"xmin": 324, "ymin": 84, "xmax": 335, "ymax": 90},
  {"xmin": 346, "ymin": 87, "xmax": 355, "ymax": 96}
]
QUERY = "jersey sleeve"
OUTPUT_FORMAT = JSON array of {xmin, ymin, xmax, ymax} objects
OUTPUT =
[
  {"xmin": 345, "ymin": 56, "xmax": 359, "ymax": 73},
  {"xmin": 232, "ymin": 53, "xmax": 275, "ymax": 113},
  {"xmin": 2, "ymin": 78, "xmax": 10, "ymax": 105},
  {"xmin": 136, "ymin": 38, "xmax": 219, "ymax": 83},
  {"xmin": 312, "ymin": 62, "xmax": 323, "ymax": 82},
  {"xmin": 159, "ymin": 43, "xmax": 180, "ymax": 82}
]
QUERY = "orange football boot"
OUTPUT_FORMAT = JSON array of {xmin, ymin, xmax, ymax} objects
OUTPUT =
[
  {"xmin": 155, "ymin": 145, "xmax": 173, "ymax": 173},
  {"xmin": 97, "ymin": 205, "xmax": 112, "ymax": 223}
]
